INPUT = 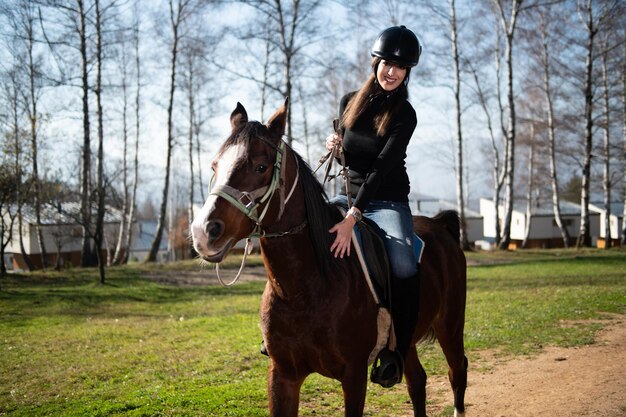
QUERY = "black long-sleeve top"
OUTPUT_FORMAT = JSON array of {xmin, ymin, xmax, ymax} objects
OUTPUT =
[{"xmin": 339, "ymin": 91, "xmax": 417, "ymax": 211}]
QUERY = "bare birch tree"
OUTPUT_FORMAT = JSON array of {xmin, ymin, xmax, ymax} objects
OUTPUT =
[
  {"xmin": 235, "ymin": 0, "xmax": 322, "ymax": 145},
  {"xmin": 2, "ymin": 0, "xmax": 49, "ymax": 267},
  {"xmin": 622, "ymin": 31, "xmax": 626, "ymax": 246},
  {"xmin": 73, "ymin": 0, "xmax": 95, "ymax": 265},
  {"xmin": 112, "ymin": 24, "xmax": 132, "ymax": 265},
  {"xmin": 493, "ymin": 0, "xmax": 523, "ymax": 250},
  {"xmin": 575, "ymin": 0, "xmax": 620, "ymax": 248},
  {"xmin": 0, "ymin": 163, "xmax": 20, "ymax": 277},
  {"xmin": 147, "ymin": 0, "xmax": 197, "ymax": 262},
  {"xmin": 466, "ymin": 7, "xmax": 507, "ymax": 247},
  {"xmin": 521, "ymin": 122, "xmax": 536, "ymax": 248},
  {"xmin": 35, "ymin": 0, "xmax": 95, "ymax": 265},
  {"xmin": 596, "ymin": 4, "xmax": 624, "ymax": 248},
  {"xmin": 93, "ymin": 0, "xmax": 107, "ymax": 282},
  {"xmin": 536, "ymin": 7, "xmax": 571, "ymax": 247},
  {"xmin": 0, "ymin": 63, "xmax": 33, "ymax": 274},
  {"xmin": 599, "ymin": 32, "xmax": 612, "ymax": 248},
  {"xmin": 122, "ymin": 9, "xmax": 142, "ymax": 263},
  {"xmin": 449, "ymin": 0, "xmax": 470, "ymax": 249},
  {"xmin": 181, "ymin": 40, "xmax": 202, "ymax": 259},
  {"xmin": 576, "ymin": 0, "xmax": 597, "ymax": 247}
]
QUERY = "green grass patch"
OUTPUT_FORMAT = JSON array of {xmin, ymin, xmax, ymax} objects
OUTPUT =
[{"xmin": 0, "ymin": 249, "xmax": 624, "ymax": 416}]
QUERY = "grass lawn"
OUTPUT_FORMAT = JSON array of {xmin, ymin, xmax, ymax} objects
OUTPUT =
[{"xmin": 1, "ymin": 249, "xmax": 624, "ymax": 416}]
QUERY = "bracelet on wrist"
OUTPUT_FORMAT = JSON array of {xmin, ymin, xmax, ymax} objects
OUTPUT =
[{"xmin": 347, "ymin": 207, "xmax": 362, "ymax": 222}]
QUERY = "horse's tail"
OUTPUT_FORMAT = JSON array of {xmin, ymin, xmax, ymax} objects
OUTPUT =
[{"xmin": 433, "ymin": 210, "xmax": 460, "ymax": 241}]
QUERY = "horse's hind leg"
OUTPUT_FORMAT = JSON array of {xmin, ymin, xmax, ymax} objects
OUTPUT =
[
  {"xmin": 449, "ymin": 355, "xmax": 468, "ymax": 417},
  {"xmin": 403, "ymin": 345, "xmax": 427, "ymax": 417},
  {"xmin": 437, "ymin": 330, "xmax": 468, "ymax": 417}
]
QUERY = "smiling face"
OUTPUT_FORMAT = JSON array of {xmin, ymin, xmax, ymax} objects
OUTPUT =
[{"xmin": 376, "ymin": 60, "xmax": 407, "ymax": 91}]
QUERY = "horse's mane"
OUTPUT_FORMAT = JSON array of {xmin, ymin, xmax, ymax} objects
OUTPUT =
[{"xmin": 289, "ymin": 147, "xmax": 347, "ymax": 276}]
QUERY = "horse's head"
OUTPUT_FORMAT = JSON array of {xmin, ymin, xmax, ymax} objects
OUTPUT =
[{"xmin": 191, "ymin": 100, "xmax": 289, "ymax": 262}]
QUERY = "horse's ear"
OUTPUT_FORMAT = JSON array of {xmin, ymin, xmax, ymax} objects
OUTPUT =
[
  {"xmin": 230, "ymin": 102, "xmax": 248, "ymax": 131},
  {"xmin": 266, "ymin": 98, "xmax": 288, "ymax": 140}
]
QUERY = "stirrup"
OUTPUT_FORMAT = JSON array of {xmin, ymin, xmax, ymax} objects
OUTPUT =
[
  {"xmin": 370, "ymin": 348, "xmax": 403, "ymax": 388},
  {"xmin": 260, "ymin": 340, "xmax": 269, "ymax": 357}
]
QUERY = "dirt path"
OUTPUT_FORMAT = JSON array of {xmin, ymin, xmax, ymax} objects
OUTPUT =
[{"xmin": 424, "ymin": 315, "xmax": 626, "ymax": 417}]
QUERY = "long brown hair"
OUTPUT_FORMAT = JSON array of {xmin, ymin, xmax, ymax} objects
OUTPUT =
[{"xmin": 341, "ymin": 57, "xmax": 410, "ymax": 137}]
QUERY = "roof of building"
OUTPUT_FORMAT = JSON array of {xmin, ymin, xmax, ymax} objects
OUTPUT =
[
  {"xmin": 16, "ymin": 202, "xmax": 123, "ymax": 225},
  {"xmin": 481, "ymin": 197, "xmax": 604, "ymax": 217},
  {"xmin": 412, "ymin": 197, "xmax": 482, "ymax": 219},
  {"xmin": 590, "ymin": 202, "xmax": 625, "ymax": 216},
  {"xmin": 514, "ymin": 199, "xmax": 583, "ymax": 217}
]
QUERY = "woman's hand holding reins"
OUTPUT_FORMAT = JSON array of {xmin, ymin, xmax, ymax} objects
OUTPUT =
[{"xmin": 325, "ymin": 133, "xmax": 343, "ymax": 153}]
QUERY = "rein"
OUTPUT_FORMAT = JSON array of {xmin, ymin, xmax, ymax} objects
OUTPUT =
[
  {"xmin": 314, "ymin": 134, "xmax": 390, "ymax": 336},
  {"xmin": 313, "ymin": 119, "xmax": 353, "ymax": 207}
]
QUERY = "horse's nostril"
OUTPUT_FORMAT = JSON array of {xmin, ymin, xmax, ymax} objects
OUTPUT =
[{"xmin": 205, "ymin": 220, "xmax": 224, "ymax": 242}]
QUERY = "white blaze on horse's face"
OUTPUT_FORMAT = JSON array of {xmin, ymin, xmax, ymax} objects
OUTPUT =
[{"xmin": 191, "ymin": 143, "xmax": 246, "ymax": 257}]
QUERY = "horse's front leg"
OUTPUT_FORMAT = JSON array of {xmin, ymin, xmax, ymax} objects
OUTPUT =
[
  {"xmin": 268, "ymin": 360, "xmax": 305, "ymax": 417},
  {"xmin": 341, "ymin": 365, "xmax": 368, "ymax": 417}
]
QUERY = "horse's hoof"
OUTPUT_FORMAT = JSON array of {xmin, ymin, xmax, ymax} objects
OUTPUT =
[{"xmin": 370, "ymin": 348, "xmax": 403, "ymax": 388}]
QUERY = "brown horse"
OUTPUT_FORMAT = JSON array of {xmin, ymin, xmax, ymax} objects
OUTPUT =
[{"xmin": 190, "ymin": 101, "xmax": 468, "ymax": 417}]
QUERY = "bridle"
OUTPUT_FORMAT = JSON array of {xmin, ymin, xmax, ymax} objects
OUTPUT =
[
  {"xmin": 207, "ymin": 138, "xmax": 305, "ymax": 286},
  {"xmin": 209, "ymin": 139, "xmax": 302, "ymax": 237}
]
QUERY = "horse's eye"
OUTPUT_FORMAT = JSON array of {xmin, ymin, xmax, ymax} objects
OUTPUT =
[{"xmin": 255, "ymin": 164, "xmax": 268, "ymax": 174}]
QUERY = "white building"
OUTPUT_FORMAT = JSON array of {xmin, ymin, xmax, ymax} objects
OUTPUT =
[
  {"xmin": 479, "ymin": 198, "xmax": 601, "ymax": 249},
  {"xmin": 3, "ymin": 202, "xmax": 123, "ymax": 270},
  {"xmin": 589, "ymin": 202, "xmax": 624, "ymax": 247}
]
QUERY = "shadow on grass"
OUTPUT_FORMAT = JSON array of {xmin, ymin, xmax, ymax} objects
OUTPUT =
[{"xmin": 0, "ymin": 267, "xmax": 266, "ymax": 323}]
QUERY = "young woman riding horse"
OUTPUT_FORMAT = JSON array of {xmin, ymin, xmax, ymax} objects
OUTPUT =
[
  {"xmin": 326, "ymin": 25, "xmax": 424, "ymax": 389},
  {"xmin": 190, "ymin": 26, "xmax": 467, "ymax": 417}
]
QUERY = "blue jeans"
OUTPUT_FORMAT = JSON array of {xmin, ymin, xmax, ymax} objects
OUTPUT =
[{"xmin": 329, "ymin": 195, "xmax": 418, "ymax": 279}]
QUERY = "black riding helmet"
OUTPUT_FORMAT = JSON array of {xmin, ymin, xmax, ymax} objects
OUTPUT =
[{"xmin": 371, "ymin": 25, "xmax": 422, "ymax": 68}]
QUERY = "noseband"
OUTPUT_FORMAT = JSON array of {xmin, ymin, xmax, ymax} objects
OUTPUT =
[{"xmin": 209, "ymin": 139, "xmax": 301, "ymax": 238}]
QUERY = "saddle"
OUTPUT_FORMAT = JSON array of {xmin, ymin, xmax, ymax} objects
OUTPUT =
[{"xmin": 345, "ymin": 209, "xmax": 425, "ymax": 308}]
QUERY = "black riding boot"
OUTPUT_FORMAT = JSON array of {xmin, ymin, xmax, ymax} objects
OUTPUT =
[{"xmin": 371, "ymin": 269, "xmax": 420, "ymax": 388}]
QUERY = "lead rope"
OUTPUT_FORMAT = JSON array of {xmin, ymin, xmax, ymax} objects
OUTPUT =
[{"xmin": 215, "ymin": 238, "xmax": 254, "ymax": 287}]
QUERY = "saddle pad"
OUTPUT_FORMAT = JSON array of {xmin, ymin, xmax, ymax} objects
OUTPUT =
[
  {"xmin": 412, "ymin": 233, "xmax": 425, "ymax": 264},
  {"xmin": 354, "ymin": 227, "xmax": 425, "ymax": 267}
]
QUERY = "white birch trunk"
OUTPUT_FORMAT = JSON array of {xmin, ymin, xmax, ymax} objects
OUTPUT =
[
  {"xmin": 601, "ymin": 37, "xmax": 612, "ymax": 248},
  {"xmin": 450, "ymin": 0, "xmax": 470, "ymax": 249},
  {"xmin": 540, "ymin": 12, "xmax": 570, "ymax": 247},
  {"xmin": 522, "ymin": 124, "xmax": 535, "ymax": 249},
  {"xmin": 496, "ymin": 0, "xmax": 521, "ymax": 250},
  {"xmin": 577, "ymin": 0, "xmax": 595, "ymax": 248}
]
